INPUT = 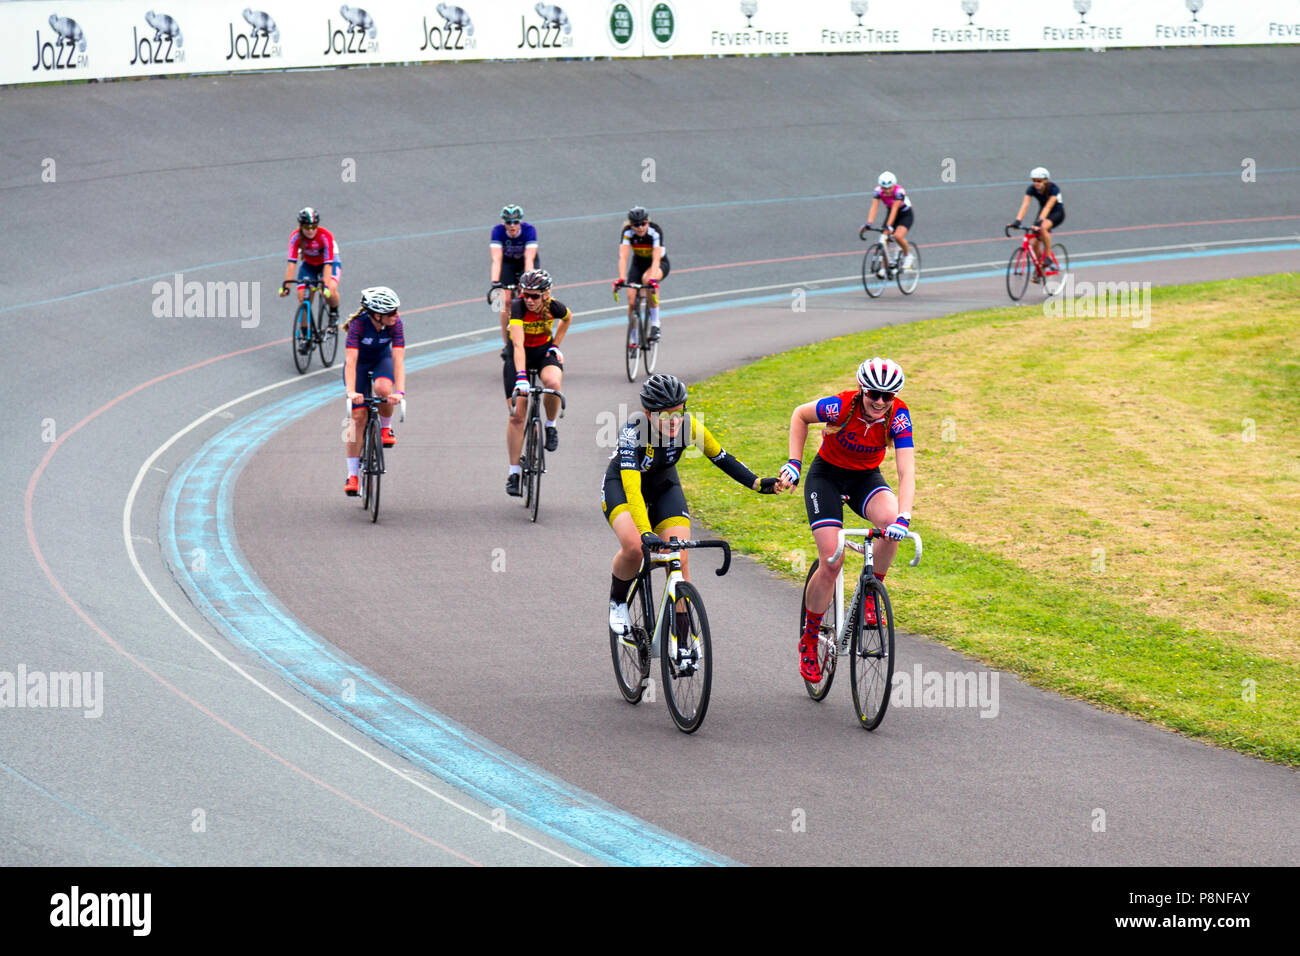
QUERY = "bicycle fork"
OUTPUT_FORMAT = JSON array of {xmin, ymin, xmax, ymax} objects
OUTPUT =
[{"xmin": 651, "ymin": 568, "xmax": 700, "ymax": 676}]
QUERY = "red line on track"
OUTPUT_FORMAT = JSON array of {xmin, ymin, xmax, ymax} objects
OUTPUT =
[{"xmin": 24, "ymin": 339, "xmax": 482, "ymax": 866}]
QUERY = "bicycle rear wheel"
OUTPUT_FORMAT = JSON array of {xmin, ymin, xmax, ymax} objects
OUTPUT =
[
  {"xmin": 799, "ymin": 560, "xmax": 838, "ymax": 701},
  {"xmin": 367, "ymin": 421, "xmax": 383, "ymax": 524},
  {"xmin": 862, "ymin": 244, "xmax": 886, "ymax": 298},
  {"xmin": 1043, "ymin": 243, "xmax": 1069, "ymax": 296},
  {"xmin": 528, "ymin": 416, "xmax": 543, "ymax": 522},
  {"xmin": 896, "ymin": 242, "xmax": 921, "ymax": 295},
  {"xmin": 641, "ymin": 297, "xmax": 659, "ymax": 374},
  {"xmin": 610, "ymin": 573, "xmax": 653, "ymax": 704},
  {"xmin": 661, "ymin": 582, "xmax": 712, "ymax": 733},
  {"xmin": 850, "ymin": 577, "xmax": 894, "ymax": 730},
  {"xmin": 1006, "ymin": 247, "xmax": 1031, "ymax": 302},
  {"xmin": 624, "ymin": 317, "xmax": 641, "ymax": 382},
  {"xmin": 292, "ymin": 301, "xmax": 313, "ymax": 374},
  {"xmin": 521, "ymin": 410, "xmax": 536, "ymax": 508}
]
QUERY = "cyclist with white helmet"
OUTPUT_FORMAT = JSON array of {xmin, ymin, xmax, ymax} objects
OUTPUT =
[
  {"xmin": 862, "ymin": 172, "xmax": 915, "ymax": 270},
  {"xmin": 777, "ymin": 357, "xmax": 916, "ymax": 683},
  {"xmin": 605, "ymin": 373, "xmax": 781, "ymax": 636},
  {"xmin": 613, "ymin": 206, "xmax": 669, "ymax": 345},
  {"xmin": 1009, "ymin": 167, "xmax": 1065, "ymax": 279},
  {"xmin": 489, "ymin": 204, "xmax": 540, "ymax": 347},
  {"xmin": 342, "ymin": 287, "xmax": 405, "ymax": 497},
  {"xmin": 280, "ymin": 206, "xmax": 341, "ymax": 323},
  {"xmin": 504, "ymin": 269, "xmax": 570, "ymax": 497}
]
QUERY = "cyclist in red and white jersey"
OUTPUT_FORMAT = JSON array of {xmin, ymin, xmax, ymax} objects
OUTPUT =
[
  {"xmin": 279, "ymin": 206, "xmax": 341, "ymax": 324},
  {"xmin": 777, "ymin": 357, "xmax": 916, "ymax": 683},
  {"xmin": 862, "ymin": 172, "xmax": 915, "ymax": 270}
]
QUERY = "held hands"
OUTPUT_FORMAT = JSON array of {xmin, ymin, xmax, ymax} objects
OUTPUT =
[
  {"xmin": 884, "ymin": 515, "xmax": 910, "ymax": 541},
  {"xmin": 779, "ymin": 459, "xmax": 802, "ymax": 486}
]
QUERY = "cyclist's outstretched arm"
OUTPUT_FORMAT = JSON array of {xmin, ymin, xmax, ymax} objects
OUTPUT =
[{"xmin": 691, "ymin": 417, "xmax": 778, "ymax": 493}]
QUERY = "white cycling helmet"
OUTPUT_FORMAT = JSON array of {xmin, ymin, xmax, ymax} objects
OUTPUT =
[
  {"xmin": 360, "ymin": 286, "xmax": 400, "ymax": 314},
  {"xmin": 877, "ymin": 171, "xmax": 897, "ymax": 188},
  {"xmin": 1030, "ymin": 166, "xmax": 1050, "ymax": 180},
  {"xmin": 856, "ymin": 357, "xmax": 905, "ymax": 394}
]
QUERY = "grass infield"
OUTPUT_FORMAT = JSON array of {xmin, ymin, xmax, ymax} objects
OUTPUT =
[{"xmin": 678, "ymin": 274, "xmax": 1300, "ymax": 765}]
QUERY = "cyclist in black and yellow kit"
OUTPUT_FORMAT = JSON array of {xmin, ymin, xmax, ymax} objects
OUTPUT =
[
  {"xmin": 505, "ymin": 269, "xmax": 570, "ymax": 497},
  {"xmin": 613, "ymin": 206, "xmax": 669, "ymax": 345},
  {"xmin": 604, "ymin": 373, "xmax": 781, "ymax": 635}
]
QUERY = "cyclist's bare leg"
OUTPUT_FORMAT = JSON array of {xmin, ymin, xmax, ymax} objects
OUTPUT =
[
  {"xmin": 1039, "ymin": 219, "xmax": 1055, "ymax": 262},
  {"xmin": 539, "ymin": 365, "xmax": 562, "ymax": 422},
  {"xmin": 610, "ymin": 511, "xmax": 644, "ymax": 580},
  {"xmin": 346, "ymin": 406, "xmax": 365, "ymax": 457},
  {"xmin": 893, "ymin": 224, "xmax": 910, "ymax": 257},
  {"xmin": 805, "ymin": 525, "xmax": 845, "ymax": 617},
  {"xmin": 506, "ymin": 394, "xmax": 527, "ymax": 463},
  {"xmin": 864, "ymin": 488, "xmax": 901, "ymax": 575}
]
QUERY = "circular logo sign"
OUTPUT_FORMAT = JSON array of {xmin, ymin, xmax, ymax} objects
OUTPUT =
[
  {"xmin": 649, "ymin": 1, "xmax": 675, "ymax": 47},
  {"xmin": 608, "ymin": 2, "xmax": 634, "ymax": 46}
]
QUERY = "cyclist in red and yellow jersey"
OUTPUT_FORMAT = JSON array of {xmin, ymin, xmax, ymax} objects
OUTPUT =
[
  {"xmin": 504, "ymin": 269, "xmax": 570, "ymax": 497},
  {"xmin": 778, "ymin": 357, "xmax": 916, "ymax": 683}
]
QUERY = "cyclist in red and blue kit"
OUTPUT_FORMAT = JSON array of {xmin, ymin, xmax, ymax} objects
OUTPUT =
[
  {"xmin": 342, "ymin": 287, "xmax": 405, "ymax": 497},
  {"xmin": 280, "ymin": 206, "xmax": 341, "ymax": 324},
  {"xmin": 778, "ymin": 357, "xmax": 917, "ymax": 683}
]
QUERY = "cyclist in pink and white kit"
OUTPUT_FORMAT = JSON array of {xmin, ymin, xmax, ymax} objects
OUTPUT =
[{"xmin": 861, "ymin": 172, "xmax": 915, "ymax": 270}]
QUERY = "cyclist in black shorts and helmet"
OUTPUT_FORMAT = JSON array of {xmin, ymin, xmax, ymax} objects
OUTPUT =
[
  {"xmin": 1008, "ymin": 167, "xmax": 1065, "ymax": 280},
  {"xmin": 613, "ymin": 206, "xmax": 669, "ymax": 346},
  {"xmin": 489, "ymin": 204, "xmax": 540, "ymax": 349}
]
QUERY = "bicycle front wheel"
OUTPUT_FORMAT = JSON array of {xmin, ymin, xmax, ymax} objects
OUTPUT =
[
  {"xmin": 292, "ymin": 302, "xmax": 313, "ymax": 374},
  {"xmin": 360, "ymin": 422, "xmax": 373, "ymax": 511},
  {"xmin": 862, "ymin": 245, "xmax": 886, "ymax": 298},
  {"xmin": 641, "ymin": 297, "xmax": 659, "ymax": 374},
  {"xmin": 318, "ymin": 300, "xmax": 339, "ymax": 366},
  {"xmin": 610, "ymin": 575, "xmax": 652, "ymax": 704},
  {"xmin": 850, "ymin": 577, "xmax": 894, "ymax": 730},
  {"xmin": 528, "ymin": 416, "xmax": 543, "ymax": 522},
  {"xmin": 1043, "ymin": 243, "xmax": 1069, "ymax": 296},
  {"xmin": 896, "ymin": 242, "xmax": 921, "ymax": 295},
  {"xmin": 661, "ymin": 582, "xmax": 712, "ymax": 733},
  {"xmin": 367, "ymin": 422, "xmax": 383, "ymax": 524},
  {"xmin": 1006, "ymin": 247, "xmax": 1031, "ymax": 302},
  {"xmin": 799, "ymin": 560, "xmax": 838, "ymax": 701},
  {"xmin": 624, "ymin": 317, "xmax": 641, "ymax": 382}
]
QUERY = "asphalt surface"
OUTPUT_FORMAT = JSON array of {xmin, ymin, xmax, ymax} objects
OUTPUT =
[{"xmin": 3, "ymin": 49, "xmax": 1298, "ymax": 866}]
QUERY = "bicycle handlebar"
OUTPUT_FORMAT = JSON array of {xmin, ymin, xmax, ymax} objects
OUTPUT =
[
  {"xmin": 643, "ymin": 538, "xmax": 732, "ymax": 577},
  {"xmin": 524, "ymin": 385, "xmax": 566, "ymax": 412},
  {"xmin": 613, "ymin": 279, "xmax": 658, "ymax": 301},
  {"xmin": 1005, "ymin": 224, "xmax": 1042, "ymax": 238},
  {"xmin": 829, "ymin": 528, "xmax": 922, "ymax": 567}
]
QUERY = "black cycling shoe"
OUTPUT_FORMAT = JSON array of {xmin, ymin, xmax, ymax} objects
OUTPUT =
[
  {"xmin": 328, "ymin": 305, "xmax": 339, "ymax": 325},
  {"xmin": 648, "ymin": 326, "xmax": 661, "ymax": 342},
  {"xmin": 506, "ymin": 473, "xmax": 522, "ymax": 497},
  {"xmin": 545, "ymin": 426, "xmax": 559, "ymax": 452}
]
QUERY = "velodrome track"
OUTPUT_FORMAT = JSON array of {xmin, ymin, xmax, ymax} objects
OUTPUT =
[{"xmin": 4, "ymin": 49, "xmax": 1299, "ymax": 866}]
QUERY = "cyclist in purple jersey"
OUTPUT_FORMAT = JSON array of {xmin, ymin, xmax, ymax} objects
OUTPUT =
[
  {"xmin": 341, "ymin": 287, "xmax": 406, "ymax": 497},
  {"xmin": 862, "ymin": 172, "xmax": 915, "ymax": 269},
  {"xmin": 1009, "ymin": 166, "xmax": 1065, "ymax": 278},
  {"xmin": 489, "ymin": 204, "xmax": 540, "ymax": 348}
]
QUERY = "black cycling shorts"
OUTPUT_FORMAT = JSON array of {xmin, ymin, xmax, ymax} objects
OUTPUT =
[
  {"xmin": 886, "ymin": 208, "xmax": 914, "ymax": 231},
  {"xmin": 627, "ymin": 255, "xmax": 670, "ymax": 285},
  {"xmin": 502, "ymin": 344, "xmax": 562, "ymax": 399},
  {"xmin": 500, "ymin": 254, "xmax": 540, "ymax": 288},
  {"xmin": 803, "ymin": 456, "xmax": 892, "ymax": 531},
  {"xmin": 602, "ymin": 469, "xmax": 690, "ymax": 534},
  {"xmin": 1039, "ymin": 207, "xmax": 1065, "ymax": 228}
]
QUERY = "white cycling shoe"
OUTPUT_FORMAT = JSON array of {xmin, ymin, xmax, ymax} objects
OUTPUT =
[{"xmin": 609, "ymin": 601, "xmax": 632, "ymax": 636}]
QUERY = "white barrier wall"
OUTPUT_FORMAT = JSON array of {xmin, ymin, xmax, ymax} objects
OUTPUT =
[{"xmin": 5, "ymin": 0, "xmax": 1298, "ymax": 86}]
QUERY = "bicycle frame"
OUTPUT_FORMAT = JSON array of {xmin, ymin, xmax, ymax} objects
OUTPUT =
[
  {"xmin": 639, "ymin": 540, "xmax": 730, "ymax": 657},
  {"xmin": 824, "ymin": 527, "xmax": 922, "ymax": 652}
]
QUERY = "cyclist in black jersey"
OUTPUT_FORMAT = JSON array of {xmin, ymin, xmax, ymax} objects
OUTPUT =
[
  {"xmin": 1009, "ymin": 166, "xmax": 1065, "ymax": 277},
  {"xmin": 613, "ymin": 206, "xmax": 669, "ymax": 345},
  {"xmin": 604, "ymin": 373, "xmax": 782, "ymax": 635}
]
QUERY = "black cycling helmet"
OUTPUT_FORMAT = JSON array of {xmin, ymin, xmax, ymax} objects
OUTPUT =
[
  {"xmin": 517, "ymin": 269, "xmax": 552, "ymax": 292},
  {"xmin": 501, "ymin": 204, "xmax": 523, "ymax": 222},
  {"xmin": 298, "ymin": 206, "xmax": 320, "ymax": 226},
  {"xmin": 628, "ymin": 206, "xmax": 649, "ymax": 224},
  {"xmin": 640, "ymin": 373, "xmax": 687, "ymax": 412}
]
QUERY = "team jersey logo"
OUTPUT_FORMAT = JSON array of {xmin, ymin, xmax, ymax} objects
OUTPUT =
[
  {"xmin": 823, "ymin": 399, "xmax": 841, "ymax": 419},
  {"xmin": 892, "ymin": 409, "xmax": 911, "ymax": 432}
]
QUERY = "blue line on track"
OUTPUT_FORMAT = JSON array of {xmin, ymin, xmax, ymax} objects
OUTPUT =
[
  {"xmin": 0, "ymin": 758, "xmax": 173, "ymax": 865},
  {"xmin": 6, "ymin": 167, "xmax": 1297, "ymax": 315},
  {"xmin": 161, "ymin": 345, "xmax": 736, "ymax": 868}
]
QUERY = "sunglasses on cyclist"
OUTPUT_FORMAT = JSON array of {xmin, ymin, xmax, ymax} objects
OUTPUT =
[
  {"xmin": 863, "ymin": 389, "xmax": 895, "ymax": 403},
  {"xmin": 503, "ymin": 218, "xmax": 522, "ymax": 225},
  {"xmin": 1031, "ymin": 178, "xmax": 1046, "ymax": 184},
  {"xmin": 520, "ymin": 291, "xmax": 544, "ymax": 300},
  {"xmin": 652, "ymin": 407, "xmax": 686, "ymax": 423}
]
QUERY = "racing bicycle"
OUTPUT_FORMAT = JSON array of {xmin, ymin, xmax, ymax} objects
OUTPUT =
[
  {"xmin": 1004, "ymin": 224, "xmax": 1069, "ymax": 301},
  {"xmin": 517, "ymin": 368, "xmax": 565, "ymax": 523},
  {"xmin": 609, "ymin": 537, "xmax": 731, "ymax": 733},
  {"xmin": 799, "ymin": 524, "xmax": 922, "ymax": 730},
  {"xmin": 860, "ymin": 226, "xmax": 922, "ymax": 298},
  {"xmin": 286, "ymin": 277, "xmax": 338, "ymax": 374},
  {"xmin": 614, "ymin": 279, "xmax": 660, "ymax": 382},
  {"xmin": 355, "ymin": 373, "xmax": 404, "ymax": 524}
]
